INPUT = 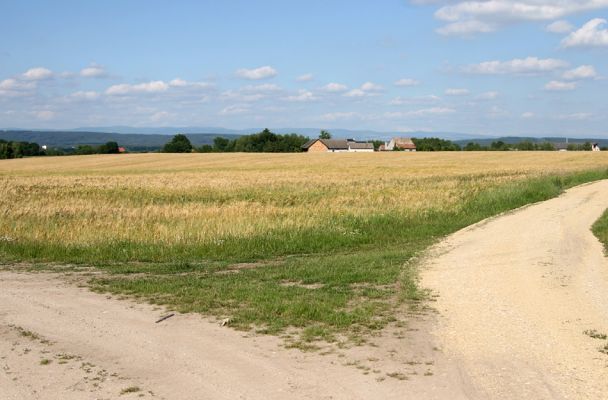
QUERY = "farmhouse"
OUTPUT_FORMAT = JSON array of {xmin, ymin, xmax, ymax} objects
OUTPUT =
[
  {"xmin": 384, "ymin": 137, "xmax": 416, "ymax": 151},
  {"xmin": 301, "ymin": 139, "xmax": 374, "ymax": 153}
]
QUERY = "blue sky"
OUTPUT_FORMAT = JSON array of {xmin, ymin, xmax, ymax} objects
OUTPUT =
[{"xmin": 1, "ymin": 0, "xmax": 607, "ymax": 137}]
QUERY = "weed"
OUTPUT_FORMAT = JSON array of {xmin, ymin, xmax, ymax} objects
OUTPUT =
[
  {"xmin": 584, "ymin": 329, "xmax": 607, "ymax": 340},
  {"xmin": 120, "ymin": 386, "xmax": 141, "ymax": 395},
  {"xmin": 386, "ymin": 372, "xmax": 408, "ymax": 380},
  {"xmin": 592, "ymin": 210, "xmax": 608, "ymax": 255}
]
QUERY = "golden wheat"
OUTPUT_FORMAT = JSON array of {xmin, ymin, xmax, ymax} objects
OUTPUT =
[{"xmin": 1, "ymin": 152, "xmax": 607, "ymax": 247}]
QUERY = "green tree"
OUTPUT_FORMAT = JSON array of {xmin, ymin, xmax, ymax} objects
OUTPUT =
[
  {"xmin": 198, "ymin": 144, "xmax": 213, "ymax": 153},
  {"xmin": 162, "ymin": 134, "xmax": 193, "ymax": 153},
  {"xmin": 319, "ymin": 130, "xmax": 331, "ymax": 139},
  {"xmin": 463, "ymin": 142, "xmax": 485, "ymax": 151},
  {"xmin": 515, "ymin": 141, "xmax": 535, "ymax": 151},
  {"xmin": 490, "ymin": 140, "xmax": 509, "ymax": 151},
  {"xmin": 538, "ymin": 142, "xmax": 555, "ymax": 151},
  {"xmin": 213, "ymin": 136, "xmax": 231, "ymax": 152},
  {"xmin": 412, "ymin": 137, "xmax": 461, "ymax": 151},
  {"xmin": 99, "ymin": 141, "xmax": 120, "ymax": 154},
  {"xmin": 75, "ymin": 145, "xmax": 96, "ymax": 155},
  {"xmin": 371, "ymin": 140, "xmax": 385, "ymax": 151}
]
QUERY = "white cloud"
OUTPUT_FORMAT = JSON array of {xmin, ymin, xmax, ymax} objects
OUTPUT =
[
  {"xmin": 476, "ymin": 91, "xmax": 499, "ymax": 100},
  {"xmin": 385, "ymin": 107, "xmax": 455, "ymax": 118},
  {"xmin": 241, "ymin": 83, "xmax": 281, "ymax": 92},
  {"xmin": 413, "ymin": 107, "xmax": 455, "ymax": 116},
  {"xmin": 296, "ymin": 73, "xmax": 314, "ymax": 82},
  {"xmin": 80, "ymin": 65, "xmax": 107, "ymax": 78},
  {"xmin": 557, "ymin": 112, "xmax": 592, "ymax": 120},
  {"xmin": 445, "ymin": 88, "xmax": 469, "ymax": 96},
  {"xmin": 394, "ymin": 78, "xmax": 420, "ymax": 87},
  {"xmin": 521, "ymin": 112, "xmax": 535, "ymax": 118},
  {"xmin": 235, "ymin": 66, "xmax": 278, "ymax": 80},
  {"xmin": 0, "ymin": 78, "xmax": 35, "ymax": 91},
  {"xmin": 32, "ymin": 110, "xmax": 55, "ymax": 120},
  {"xmin": 545, "ymin": 20, "xmax": 573, "ymax": 34},
  {"xmin": 0, "ymin": 78, "xmax": 36, "ymax": 97},
  {"xmin": 169, "ymin": 78, "xmax": 188, "ymax": 87},
  {"xmin": 562, "ymin": 18, "xmax": 608, "ymax": 48},
  {"xmin": 168, "ymin": 78, "xmax": 213, "ymax": 89},
  {"xmin": 220, "ymin": 83, "xmax": 281, "ymax": 102},
  {"xmin": 70, "ymin": 91, "xmax": 100, "ymax": 101},
  {"xmin": 320, "ymin": 111, "xmax": 357, "ymax": 121},
  {"xmin": 150, "ymin": 111, "xmax": 174, "ymax": 122},
  {"xmin": 562, "ymin": 65, "xmax": 597, "ymax": 80},
  {"xmin": 285, "ymin": 89, "xmax": 317, "ymax": 102},
  {"xmin": 465, "ymin": 57, "xmax": 568, "ymax": 75},
  {"xmin": 437, "ymin": 20, "xmax": 495, "ymax": 36},
  {"xmin": 220, "ymin": 105, "xmax": 249, "ymax": 115},
  {"xmin": 544, "ymin": 80, "xmax": 576, "ymax": 91},
  {"xmin": 105, "ymin": 80, "xmax": 170, "ymax": 95},
  {"xmin": 434, "ymin": 1, "xmax": 608, "ymax": 35},
  {"xmin": 389, "ymin": 95, "xmax": 441, "ymax": 105},
  {"xmin": 360, "ymin": 81, "xmax": 383, "ymax": 92},
  {"xmin": 322, "ymin": 82, "xmax": 348, "ymax": 92},
  {"xmin": 221, "ymin": 90, "xmax": 264, "ymax": 102},
  {"xmin": 22, "ymin": 67, "xmax": 53, "ymax": 80},
  {"xmin": 344, "ymin": 89, "xmax": 366, "ymax": 98},
  {"xmin": 343, "ymin": 82, "xmax": 383, "ymax": 97}
]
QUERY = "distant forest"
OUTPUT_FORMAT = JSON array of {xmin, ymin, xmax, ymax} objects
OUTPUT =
[{"xmin": 1, "ymin": 128, "xmax": 605, "ymax": 159}]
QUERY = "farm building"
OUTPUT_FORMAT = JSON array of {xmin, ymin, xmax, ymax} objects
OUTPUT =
[
  {"xmin": 384, "ymin": 137, "xmax": 416, "ymax": 151},
  {"xmin": 301, "ymin": 139, "xmax": 374, "ymax": 153}
]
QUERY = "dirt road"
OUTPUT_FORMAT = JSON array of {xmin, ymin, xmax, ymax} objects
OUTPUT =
[
  {"xmin": 1, "ymin": 180, "xmax": 607, "ymax": 399},
  {"xmin": 422, "ymin": 179, "xmax": 608, "ymax": 399},
  {"xmin": 0, "ymin": 272, "xmax": 463, "ymax": 400}
]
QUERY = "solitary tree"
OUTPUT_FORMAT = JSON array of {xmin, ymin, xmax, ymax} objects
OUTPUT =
[
  {"xmin": 163, "ymin": 134, "xmax": 193, "ymax": 153},
  {"xmin": 319, "ymin": 130, "xmax": 331, "ymax": 139}
]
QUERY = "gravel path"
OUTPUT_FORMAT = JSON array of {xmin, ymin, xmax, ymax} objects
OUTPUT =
[{"xmin": 422, "ymin": 180, "xmax": 608, "ymax": 399}]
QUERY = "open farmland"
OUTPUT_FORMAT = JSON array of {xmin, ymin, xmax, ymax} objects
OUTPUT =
[{"xmin": 1, "ymin": 152, "xmax": 608, "ymax": 343}]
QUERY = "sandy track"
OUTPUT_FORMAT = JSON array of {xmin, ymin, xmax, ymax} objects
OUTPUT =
[
  {"xmin": 0, "ymin": 272, "xmax": 464, "ymax": 400},
  {"xmin": 422, "ymin": 180, "xmax": 608, "ymax": 399}
]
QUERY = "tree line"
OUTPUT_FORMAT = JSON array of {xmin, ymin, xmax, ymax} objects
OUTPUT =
[
  {"xmin": 0, "ymin": 139, "xmax": 45, "ymax": 159},
  {"xmin": 162, "ymin": 129, "xmax": 309, "ymax": 153},
  {"xmin": 2, "ymin": 130, "xmax": 603, "ymax": 160},
  {"xmin": 411, "ymin": 138, "xmax": 600, "ymax": 152},
  {"xmin": 0, "ymin": 139, "xmax": 122, "ymax": 159}
]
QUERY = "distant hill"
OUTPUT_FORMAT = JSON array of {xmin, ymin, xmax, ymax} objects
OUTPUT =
[
  {"xmin": 1, "ymin": 127, "xmax": 491, "ymax": 148},
  {"xmin": 3, "ymin": 129, "xmax": 605, "ymax": 151},
  {"xmin": 0, "ymin": 130, "xmax": 241, "ymax": 150},
  {"xmin": 69, "ymin": 126, "xmax": 486, "ymax": 141},
  {"xmin": 454, "ymin": 136, "xmax": 608, "ymax": 147}
]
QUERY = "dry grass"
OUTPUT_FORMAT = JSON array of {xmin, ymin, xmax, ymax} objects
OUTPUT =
[{"xmin": 2, "ymin": 152, "xmax": 607, "ymax": 250}]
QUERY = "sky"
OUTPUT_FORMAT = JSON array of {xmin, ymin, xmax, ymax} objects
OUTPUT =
[{"xmin": 1, "ymin": 0, "xmax": 607, "ymax": 137}]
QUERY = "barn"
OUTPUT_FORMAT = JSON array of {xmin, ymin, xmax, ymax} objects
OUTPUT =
[
  {"xmin": 301, "ymin": 139, "xmax": 374, "ymax": 153},
  {"xmin": 385, "ymin": 137, "xmax": 416, "ymax": 151}
]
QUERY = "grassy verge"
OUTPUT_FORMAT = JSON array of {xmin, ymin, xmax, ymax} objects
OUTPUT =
[
  {"xmin": 592, "ymin": 209, "xmax": 608, "ymax": 254},
  {"xmin": 81, "ymin": 169, "xmax": 607, "ymax": 344}
]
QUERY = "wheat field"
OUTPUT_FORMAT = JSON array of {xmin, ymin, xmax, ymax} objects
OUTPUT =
[{"xmin": 2, "ymin": 152, "xmax": 607, "ymax": 256}]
